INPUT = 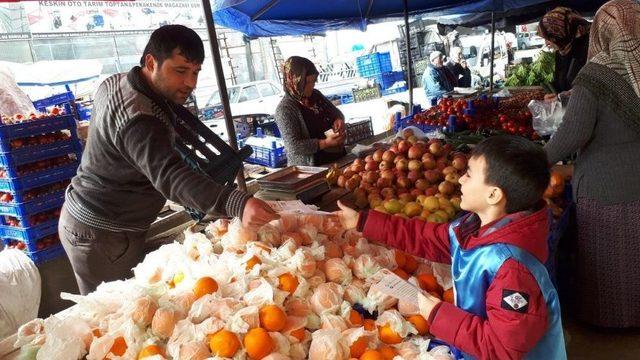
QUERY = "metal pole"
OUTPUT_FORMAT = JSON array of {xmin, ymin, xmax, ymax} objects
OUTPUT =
[
  {"xmin": 489, "ymin": 11, "xmax": 496, "ymax": 94},
  {"xmin": 403, "ymin": 0, "xmax": 413, "ymax": 110},
  {"xmin": 201, "ymin": 0, "xmax": 247, "ymax": 191}
]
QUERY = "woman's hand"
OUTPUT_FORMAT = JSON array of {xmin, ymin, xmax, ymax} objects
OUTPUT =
[
  {"xmin": 333, "ymin": 118, "xmax": 346, "ymax": 137},
  {"xmin": 321, "ymin": 132, "xmax": 345, "ymax": 149}
]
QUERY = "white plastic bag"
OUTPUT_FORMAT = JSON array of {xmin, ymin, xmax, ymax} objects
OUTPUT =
[
  {"xmin": 528, "ymin": 99, "xmax": 565, "ymax": 136},
  {"xmin": 0, "ymin": 249, "xmax": 41, "ymax": 339},
  {"xmin": 0, "ymin": 64, "xmax": 35, "ymax": 117}
]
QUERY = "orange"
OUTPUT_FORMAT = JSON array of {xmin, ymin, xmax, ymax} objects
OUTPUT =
[
  {"xmin": 92, "ymin": 328, "xmax": 101, "ymax": 338},
  {"xmin": 403, "ymin": 255, "xmax": 418, "ymax": 274},
  {"xmin": 278, "ymin": 273, "xmax": 299, "ymax": 294},
  {"xmin": 360, "ymin": 349, "xmax": 385, "ymax": 360},
  {"xmin": 363, "ymin": 319, "xmax": 376, "ymax": 331},
  {"xmin": 290, "ymin": 327, "xmax": 306, "ymax": 342},
  {"xmin": 416, "ymin": 274, "xmax": 439, "ymax": 292},
  {"xmin": 393, "ymin": 268, "xmax": 410, "ymax": 280},
  {"xmin": 378, "ymin": 324, "xmax": 403, "ymax": 344},
  {"xmin": 349, "ymin": 309, "xmax": 363, "ymax": 326},
  {"xmin": 406, "ymin": 314, "xmax": 430, "ymax": 336},
  {"xmin": 378, "ymin": 345, "xmax": 398, "ymax": 360},
  {"xmin": 244, "ymin": 327, "xmax": 275, "ymax": 360},
  {"xmin": 350, "ymin": 336, "xmax": 368, "ymax": 358},
  {"xmin": 209, "ymin": 329, "xmax": 240, "ymax": 357},
  {"xmin": 259, "ymin": 305, "xmax": 287, "ymax": 332},
  {"xmin": 138, "ymin": 344, "xmax": 164, "ymax": 359},
  {"xmin": 246, "ymin": 255, "xmax": 262, "ymax": 270},
  {"xmin": 109, "ymin": 336, "xmax": 127, "ymax": 356},
  {"xmin": 193, "ymin": 277, "xmax": 218, "ymax": 299},
  {"xmin": 394, "ymin": 250, "xmax": 406, "ymax": 269},
  {"xmin": 443, "ymin": 288, "xmax": 455, "ymax": 304}
]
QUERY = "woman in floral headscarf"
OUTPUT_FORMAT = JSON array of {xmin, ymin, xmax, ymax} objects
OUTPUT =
[
  {"xmin": 538, "ymin": 7, "xmax": 591, "ymax": 101},
  {"xmin": 544, "ymin": 0, "xmax": 640, "ymax": 328},
  {"xmin": 274, "ymin": 56, "xmax": 346, "ymax": 166}
]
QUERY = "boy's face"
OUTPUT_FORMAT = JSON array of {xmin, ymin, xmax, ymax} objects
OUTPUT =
[{"xmin": 458, "ymin": 155, "xmax": 503, "ymax": 213}]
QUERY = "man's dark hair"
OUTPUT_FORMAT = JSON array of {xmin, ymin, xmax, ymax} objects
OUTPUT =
[
  {"xmin": 471, "ymin": 135, "xmax": 550, "ymax": 213},
  {"xmin": 140, "ymin": 25, "xmax": 205, "ymax": 67}
]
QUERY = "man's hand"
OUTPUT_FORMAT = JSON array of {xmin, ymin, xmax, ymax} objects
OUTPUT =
[
  {"xmin": 544, "ymin": 93, "xmax": 558, "ymax": 103},
  {"xmin": 551, "ymin": 164, "xmax": 574, "ymax": 179},
  {"xmin": 242, "ymin": 198, "xmax": 279, "ymax": 229},
  {"xmin": 335, "ymin": 200, "xmax": 359, "ymax": 230},
  {"xmin": 418, "ymin": 291, "xmax": 442, "ymax": 321},
  {"xmin": 333, "ymin": 118, "xmax": 346, "ymax": 137}
]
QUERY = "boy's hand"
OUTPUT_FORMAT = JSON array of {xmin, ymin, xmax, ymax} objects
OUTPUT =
[
  {"xmin": 418, "ymin": 292, "xmax": 442, "ymax": 320},
  {"xmin": 336, "ymin": 200, "xmax": 359, "ymax": 229}
]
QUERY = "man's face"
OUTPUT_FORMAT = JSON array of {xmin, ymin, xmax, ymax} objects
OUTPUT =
[
  {"xmin": 146, "ymin": 48, "xmax": 201, "ymax": 104},
  {"xmin": 432, "ymin": 56, "xmax": 444, "ymax": 68}
]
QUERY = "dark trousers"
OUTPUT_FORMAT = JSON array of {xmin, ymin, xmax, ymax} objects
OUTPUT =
[{"xmin": 58, "ymin": 206, "xmax": 147, "ymax": 295}]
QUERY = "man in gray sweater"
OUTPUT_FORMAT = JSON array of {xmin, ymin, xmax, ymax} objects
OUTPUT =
[{"xmin": 60, "ymin": 25, "xmax": 278, "ymax": 295}]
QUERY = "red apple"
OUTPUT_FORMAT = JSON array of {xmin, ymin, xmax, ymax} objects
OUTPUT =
[
  {"xmin": 365, "ymin": 161, "xmax": 379, "ymax": 171},
  {"xmin": 393, "ymin": 154, "xmax": 406, "ymax": 164},
  {"xmin": 377, "ymin": 177, "xmax": 392, "ymax": 188},
  {"xmin": 396, "ymin": 177, "xmax": 412, "ymax": 189},
  {"xmin": 408, "ymin": 160, "xmax": 422, "ymax": 172},
  {"xmin": 438, "ymin": 181, "xmax": 455, "ymax": 195},
  {"xmin": 425, "ymin": 186, "xmax": 439, "ymax": 196},
  {"xmin": 396, "ymin": 159, "xmax": 409, "ymax": 171},
  {"xmin": 429, "ymin": 142, "xmax": 443, "ymax": 157},
  {"xmin": 410, "ymin": 188, "xmax": 424, "ymax": 198},
  {"xmin": 382, "ymin": 150, "xmax": 396, "ymax": 162},
  {"xmin": 365, "ymin": 155, "xmax": 374, "ymax": 162},
  {"xmin": 452, "ymin": 156, "xmax": 467, "ymax": 171},
  {"xmin": 415, "ymin": 179, "xmax": 429, "ymax": 191},
  {"xmin": 407, "ymin": 145, "xmax": 424, "ymax": 160},
  {"xmin": 398, "ymin": 140, "xmax": 411, "ymax": 155},
  {"xmin": 407, "ymin": 170, "xmax": 423, "ymax": 184},
  {"xmin": 373, "ymin": 149, "xmax": 384, "ymax": 162},
  {"xmin": 424, "ymin": 170, "xmax": 441, "ymax": 184},
  {"xmin": 379, "ymin": 161, "xmax": 393, "ymax": 171},
  {"xmin": 442, "ymin": 166, "xmax": 457, "ymax": 176}
]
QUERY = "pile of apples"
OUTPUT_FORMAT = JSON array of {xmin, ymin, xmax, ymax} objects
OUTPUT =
[
  {"xmin": 1, "ymin": 107, "xmax": 66, "ymax": 125},
  {"xmin": 335, "ymin": 129, "xmax": 468, "ymax": 223}
]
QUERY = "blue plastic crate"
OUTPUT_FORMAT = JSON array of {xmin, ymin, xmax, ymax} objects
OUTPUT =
[
  {"xmin": 392, "ymin": 110, "xmax": 441, "ymax": 134},
  {"xmin": 30, "ymin": 244, "xmax": 66, "ymax": 264},
  {"xmin": 0, "ymin": 139, "xmax": 82, "ymax": 169},
  {"xmin": 0, "ymin": 114, "xmax": 76, "ymax": 140},
  {"xmin": 32, "ymin": 92, "xmax": 75, "ymax": 112},
  {"xmin": 0, "ymin": 161, "xmax": 79, "ymax": 192},
  {"xmin": 382, "ymin": 85, "xmax": 408, "ymax": 96},
  {"xmin": 340, "ymin": 94, "xmax": 354, "ymax": 104},
  {"xmin": 258, "ymin": 122, "xmax": 281, "ymax": 138},
  {"xmin": 0, "ymin": 190, "xmax": 65, "ymax": 218},
  {"xmin": 372, "ymin": 71, "xmax": 405, "ymax": 90},
  {"xmin": 77, "ymin": 106, "xmax": 92, "ymax": 121},
  {"xmin": 245, "ymin": 143, "xmax": 287, "ymax": 168},
  {"xmin": 2, "ymin": 238, "xmax": 65, "ymax": 264},
  {"xmin": 0, "ymin": 218, "xmax": 58, "ymax": 244},
  {"xmin": 356, "ymin": 52, "xmax": 392, "ymax": 77}
]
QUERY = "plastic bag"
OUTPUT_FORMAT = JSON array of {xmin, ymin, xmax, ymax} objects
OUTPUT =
[
  {"xmin": 0, "ymin": 65, "xmax": 35, "ymax": 117},
  {"xmin": 528, "ymin": 99, "xmax": 565, "ymax": 136},
  {"xmin": 0, "ymin": 249, "xmax": 41, "ymax": 339}
]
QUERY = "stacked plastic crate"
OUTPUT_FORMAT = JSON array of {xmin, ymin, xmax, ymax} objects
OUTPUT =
[
  {"xmin": 355, "ymin": 52, "xmax": 407, "ymax": 97},
  {"xmin": 0, "ymin": 96, "xmax": 83, "ymax": 264}
]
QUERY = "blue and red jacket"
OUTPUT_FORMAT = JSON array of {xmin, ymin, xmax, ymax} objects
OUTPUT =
[{"xmin": 358, "ymin": 207, "xmax": 566, "ymax": 360}]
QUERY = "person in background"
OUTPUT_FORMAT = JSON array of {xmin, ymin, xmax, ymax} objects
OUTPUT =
[
  {"xmin": 60, "ymin": 25, "xmax": 278, "ymax": 295},
  {"xmin": 446, "ymin": 47, "xmax": 472, "ymax": 87},
  {"xmin": 274, "ymin": 56, "xmax": 346, "ymax": 166},
  {"xmin": 544, "ymin": 0, "xmax": 640, "ymax": 328},
  {"xmin": 538, "ymin": 7, "xmax": 591, "ymax": 103},
  {"xmin": 422, "ymin": 51, "xmax": 456, "ymax": 99}
]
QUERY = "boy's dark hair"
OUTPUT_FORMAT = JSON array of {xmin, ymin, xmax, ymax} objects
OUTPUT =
[
  {"xmin": 471, "ymin": 135, "xmax": 549, "ymax": 213},
  {"xmin": 140, "ymin": 25, "xmax": 205, "ymax": 67}
]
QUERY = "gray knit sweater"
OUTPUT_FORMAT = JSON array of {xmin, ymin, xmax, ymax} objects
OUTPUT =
[
  {"xmin": 274, "ymin": 90, "xmax": 344, "ymax": 166},
  {"xmin": 65, "ymin": 67, "xmax": 250, "ymax": 232},
  {"xmin": 544, "ymin": 62, "xmax": 640, "ymax": 205}
]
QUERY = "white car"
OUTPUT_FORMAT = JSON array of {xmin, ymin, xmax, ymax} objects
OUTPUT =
[{"xmin": 201, "ymin": 80, "xmax": 284, "ymax": 120}]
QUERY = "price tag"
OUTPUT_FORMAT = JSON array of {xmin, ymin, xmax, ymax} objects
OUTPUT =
[{"xmin": 370, "ymin": 268, "xmax": 420, "ymax": 307}]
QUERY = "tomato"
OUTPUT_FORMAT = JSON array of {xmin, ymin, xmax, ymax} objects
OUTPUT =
[
  {"xmin": 16, "ymin": 242, "xmax": 26, "ymax": 250},
  {"xmin": 499, "ymin": 115, "xmax": 508, "ymax": 124}
]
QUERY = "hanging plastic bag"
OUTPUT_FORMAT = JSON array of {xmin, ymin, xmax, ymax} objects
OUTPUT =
[
  {"xmin": 0, "ymin": 65, "xmax": 36, "ymax": 117},
  {"xmin": 0, "ymin": 249, "xmax": 41, "ymax": 339},
  {"xmin": 528, "ymin": 99, "xmax": 565, "ymax": 136}
]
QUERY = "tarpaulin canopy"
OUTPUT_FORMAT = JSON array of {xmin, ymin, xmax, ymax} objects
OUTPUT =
[
  {"xmin": 435, "ymin": 0, "xmax": 607, "ymax": 28},
  {"xmin": 213, "ymin": 0, "xmax": 554, "ymax": 37}
]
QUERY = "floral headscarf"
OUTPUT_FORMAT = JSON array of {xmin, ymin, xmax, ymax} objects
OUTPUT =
[
  {"xmin": 538, "ymin": 7, "xmax": 591, "ymax": 55},
  {"xmin": 282, "ymin": 56, "xmax": 319, "ymax": 108},
  {"xmin": 588, "ymin": 0, "xmax": 640, "ymax": 98}
]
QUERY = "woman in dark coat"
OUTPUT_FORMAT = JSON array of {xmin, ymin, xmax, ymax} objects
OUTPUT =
[
  {"xmin": 544, "ymin": 0, "xmax": 640, "ymax": 328},
  {"xmin": 538, "ymin": 7, "xmax": 590, "ymax": 101},
  {"xmin": 274, "ymin": 56, "xmax": 346, "ymax": 166}
]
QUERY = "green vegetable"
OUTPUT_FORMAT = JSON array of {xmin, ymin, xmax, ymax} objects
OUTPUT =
[{"xmin": 505, "ymin": 51, "xmax": 556, "ymax": 87}]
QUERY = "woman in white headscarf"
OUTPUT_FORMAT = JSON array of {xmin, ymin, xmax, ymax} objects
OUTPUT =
[{"xmin": 544, "ymin": 0, "xmax": 640, "ymax": 328}]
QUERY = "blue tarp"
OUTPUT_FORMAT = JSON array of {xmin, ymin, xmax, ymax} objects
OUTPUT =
[{"xmin": 213, "ymin": 0, "xmax": 553, "ymax": 37}]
